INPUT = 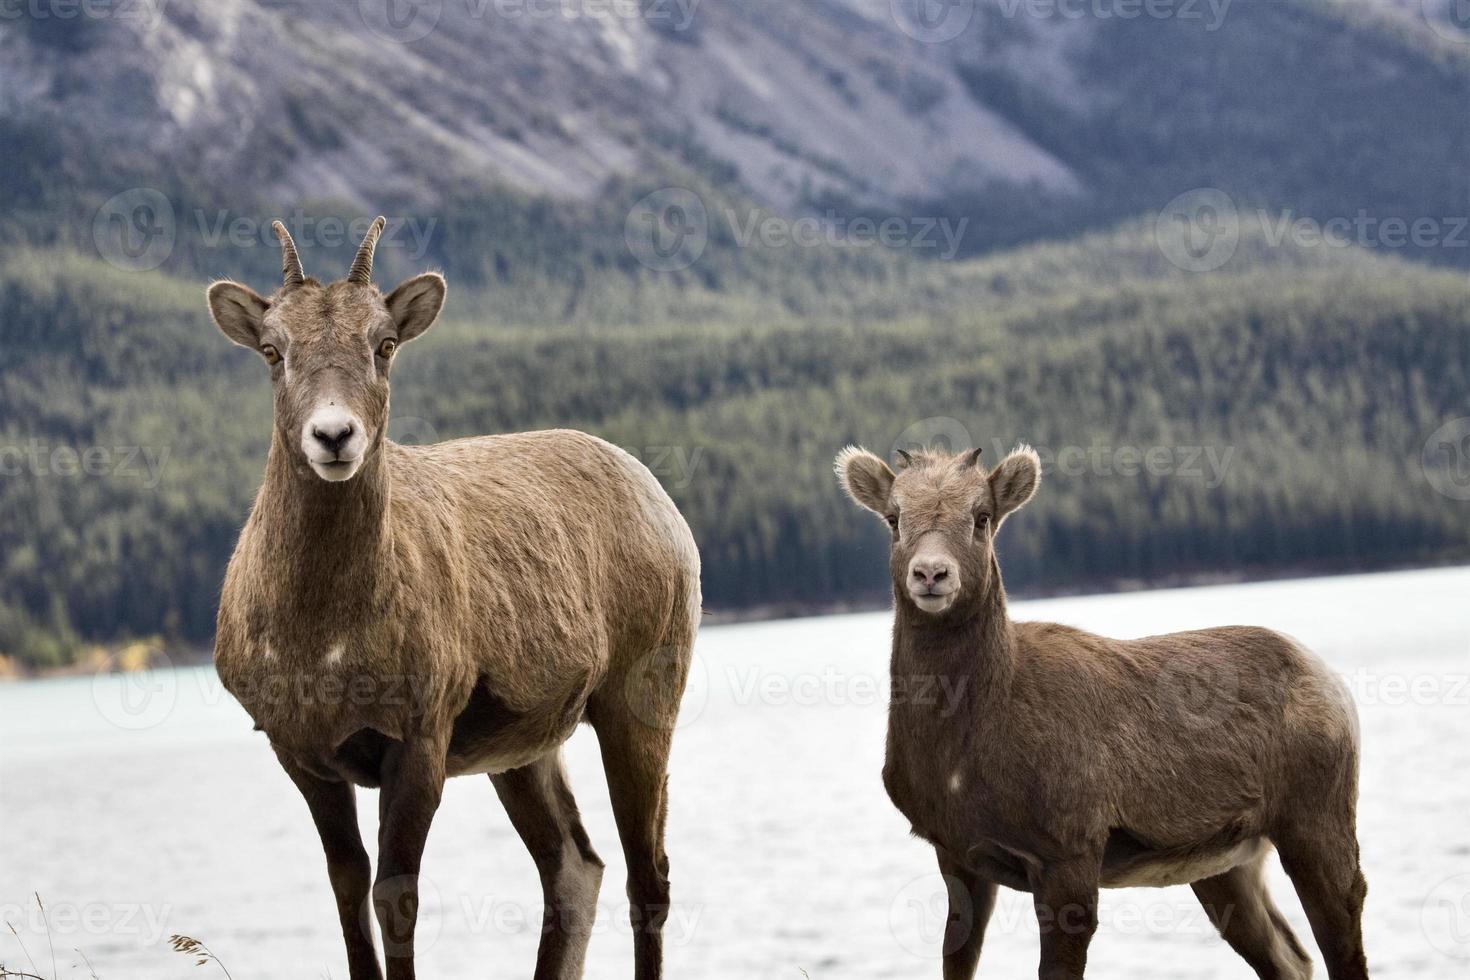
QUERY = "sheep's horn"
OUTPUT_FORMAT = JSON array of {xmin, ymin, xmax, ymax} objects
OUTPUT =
[
  {"xmin": 894, "ymin": 449, "xmax": 914, "ymax": 469},
  {"xmin": 964, "ymin": 447, "xmax": 984, "ymax": 468},
  {"xmin": 347, "ymin": 215, "xmax": 387, "ymax": 284},
  {"xmin": 273, "ymin": 221, "xmax": 305, "ymax": 289}
]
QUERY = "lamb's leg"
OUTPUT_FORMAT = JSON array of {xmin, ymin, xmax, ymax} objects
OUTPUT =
[
  {"xmin": 374, "ymin": 732, "xmax": 449, "ymax": 980},
  {"xmin": 936, "ymin": 849, "xmax": 998, "ymax": 980},
  {"xmin": 491, "ymin": 753, "xmax": 605, "ymax": 980},
  {"xmin": 276, "ymin": 752, "xmax": 383, "ymax": 980},
  {"xmin": 1191, "ymin": 853, "xmax": 1313, "ymax": 980},
  {"xmin": 1275, "ymin": 827, "xmax": 1369, "ymax": 980},
  {"xmin": 1032, "ymin": 858, "xmax": 1100, "ymax": 980}
]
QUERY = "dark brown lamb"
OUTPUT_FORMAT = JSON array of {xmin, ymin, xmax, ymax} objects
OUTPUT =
[{"xmin": 836, "ymin": 444, "xmax": 1367, "ymax": 980}]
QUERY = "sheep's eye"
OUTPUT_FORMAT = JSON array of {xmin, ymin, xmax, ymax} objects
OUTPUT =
[
  {"xmin": 260, "ymin": 344, "xmax": 280, "ymax": 365},
  {"xmin": 885, "ymin": 514, "xmax": 899, "ymax": 531},
  {"xmin": 377, "ymin": 338, "xmax": 399, "ymax": 359},
  {"xmin": 975, "ymin": 513, "xmax": 992, "ymax": 533}
]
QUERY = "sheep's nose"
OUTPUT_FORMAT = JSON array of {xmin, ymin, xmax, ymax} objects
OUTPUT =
[
  {"xmin": 911, "ymin": 558, "xmax": 951, "ymax": 587},
  {"xmin": 312, "ymin": 420, "xmax": 355, "ymax": 453}
]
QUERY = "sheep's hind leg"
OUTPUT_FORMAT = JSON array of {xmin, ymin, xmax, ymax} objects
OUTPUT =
[
  {"xmin": 1274, "ymin": 824, "xmax": 1369, "ymax": 980},
  {"xmin": 491, "ymin": 752, "xmax": 605, "ymax": 980},
  {"xmin": 588, "ymin": 640, "xmax": 690, "ymax": 980},
  {"xmin": 278, "ymin": 752, "xmax": 384, "ymax": 980},
  {"xmin": 1191, "ymin": 851, "xmax": 1313, "ymax": 980}
]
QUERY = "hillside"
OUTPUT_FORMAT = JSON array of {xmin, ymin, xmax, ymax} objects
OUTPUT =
[
  {"xmin": 2, "ymin": 224, "xmax": 1467, "ymax": 667},
  {"xmin": 3, "ymin": 0, "xmax": 1469, "ymax": 667},
  {"xmin": 3, "ymin": 0, "xmax": 1468, "ymax": 268}
]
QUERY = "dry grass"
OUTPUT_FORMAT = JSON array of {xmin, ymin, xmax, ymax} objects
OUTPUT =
[
  {"xmin": 2, "ymin": 895, "xmax": 230, "ymax": 980},
  {"xmin": 167, "ymin": 936, "xmax": 233, "ymax": 979}
]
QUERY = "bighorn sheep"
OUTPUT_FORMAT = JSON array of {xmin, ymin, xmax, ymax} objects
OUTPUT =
[
  {"xmin": 835, "ymin": 445, "xmax": 1367, "ymax": 980},
  {"xmin": 207, "ymin": 218, "xmax": 701, "ymax": 980}
]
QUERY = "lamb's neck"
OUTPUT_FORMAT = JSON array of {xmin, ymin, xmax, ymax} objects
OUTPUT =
[
  {"xmin": 253, "ymin": 436, "xmax": 394, "ymax": 601},
  {"xmin": 892, "ymin": 557, "xmax": 1017, "ymax": 712}
]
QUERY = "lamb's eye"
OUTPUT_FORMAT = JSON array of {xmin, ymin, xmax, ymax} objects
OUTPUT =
[
  {"xmin": 975, "ymin": 513, "xmax": 992, "ymax": 533},
  {"xmin": 260, "ymin": 344, "xmax": 280, "ymax": 365},
  {"xmin": 885, "ymin": 514, "xmax": 899, "ymax": 531},
  {"xmin": 377, "ymin": 338, "xmax": 399, "ymax": 359}
]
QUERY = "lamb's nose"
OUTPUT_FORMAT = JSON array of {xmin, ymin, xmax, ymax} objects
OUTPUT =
[
  {"xmin": 911, "ymin": 559, "xmax": 951, "ymax": 586},
  {"xmin": 312, "ymin": 420, "xmax": 355, "ymax": 453}
]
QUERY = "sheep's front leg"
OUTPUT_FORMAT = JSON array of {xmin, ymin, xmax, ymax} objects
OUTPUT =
[
  {"xmin": 374, "ymin": 731, "xmax": 449, "ymax": 980},
  {"xmin": 937, "ymin": 848, "xmax": 998, "ymax": 980},
  {"xmin": 276, "ymin": 751, "xmax": 383, "ymax": 980},
  {"xmin": 1032, "ymin": 858, "xmax": 1100, "ymax": 980}
]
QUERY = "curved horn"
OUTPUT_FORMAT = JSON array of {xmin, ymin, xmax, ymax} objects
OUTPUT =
[
  {"xmin": 963, "ymin": 446, "xmax": 984, "ymax": 468},
  {"xmin": 347, "ymin": 215, "xmax": 387, "ymax": 284},
  {"xmin": 272, "ymin": 221, "xmax": 305, "ymax": 289},
  {"xmin": 893, "ymin": 449, "xmax": 914, "ymax": 470}
]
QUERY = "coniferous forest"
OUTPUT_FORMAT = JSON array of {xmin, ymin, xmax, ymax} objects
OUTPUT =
[
  {"xmin": 2, "ymin": 0, "xmax": 1469, "ymax": 668},
  {"xmin": 2, "ymin": 201, "xmax": 1468, "ymax": 667}
]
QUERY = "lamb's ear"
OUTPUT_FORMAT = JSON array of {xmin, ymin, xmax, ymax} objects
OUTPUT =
[
  {"xmin": 207, "ymin": 281, "xmax": 270, "ymax": 348},
  {"xmin": 989, "ymin": 445, "xmax": 1041, "ymax": 526},
  {"xmin": 835, "ymin": 446, "xmax": 896, "ymax": 516},
  {"xmin": 385, "ymin": 272, "xmax": 446, "ymax": 343}
]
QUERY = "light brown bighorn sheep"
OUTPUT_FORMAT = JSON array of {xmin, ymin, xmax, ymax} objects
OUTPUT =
[
  {"xmin": 836, "ymin": 445, "xmax": 1368, "ymax": 980},
  {"xmin": 207, "ymin": 218, "xmax": 701, "ymax": 980}
]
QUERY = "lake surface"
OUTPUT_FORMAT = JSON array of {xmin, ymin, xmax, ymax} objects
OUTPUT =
[{"xmin": 3, "ymin": 566, "xmax": 1468, "ymax": 979}]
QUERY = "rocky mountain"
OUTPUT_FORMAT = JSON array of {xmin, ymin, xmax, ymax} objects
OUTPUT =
[
  {"xmin": 1, "ymin": 0, "xmax": 1072, "ymax": 211},
  {"xmin": 3, "ymin": 0, "xmax": 1466, "ymax": 262}
]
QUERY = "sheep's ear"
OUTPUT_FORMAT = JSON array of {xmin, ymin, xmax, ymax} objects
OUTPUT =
[
  {"xmin": 989, "ymin": 445, "xmax": 1041, "ymax": 526},
  {"xmin": 207, "ymin": 281, "xmax": 270, "ymax": 348},
  {"xmin": 385, "ymin": 272, "xmax": 446, "ymax": 343},
  {"xmin": 835, "ymin": 446, "xmax": 896, "ymax": 516}
]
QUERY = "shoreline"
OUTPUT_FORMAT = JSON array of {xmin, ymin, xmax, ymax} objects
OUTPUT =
[
  {"xmin": 6, "ymin": 556, "xmax": 1467, "ymax": 681},
  {"xmin": 696, "ymin": 554, "xmax": 1470, "ymax": 626}
]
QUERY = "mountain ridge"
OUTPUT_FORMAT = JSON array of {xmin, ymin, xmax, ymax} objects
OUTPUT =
[{"xmin": 5, "ymin": 0, "xmax": 1467, "ymax": 267}]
